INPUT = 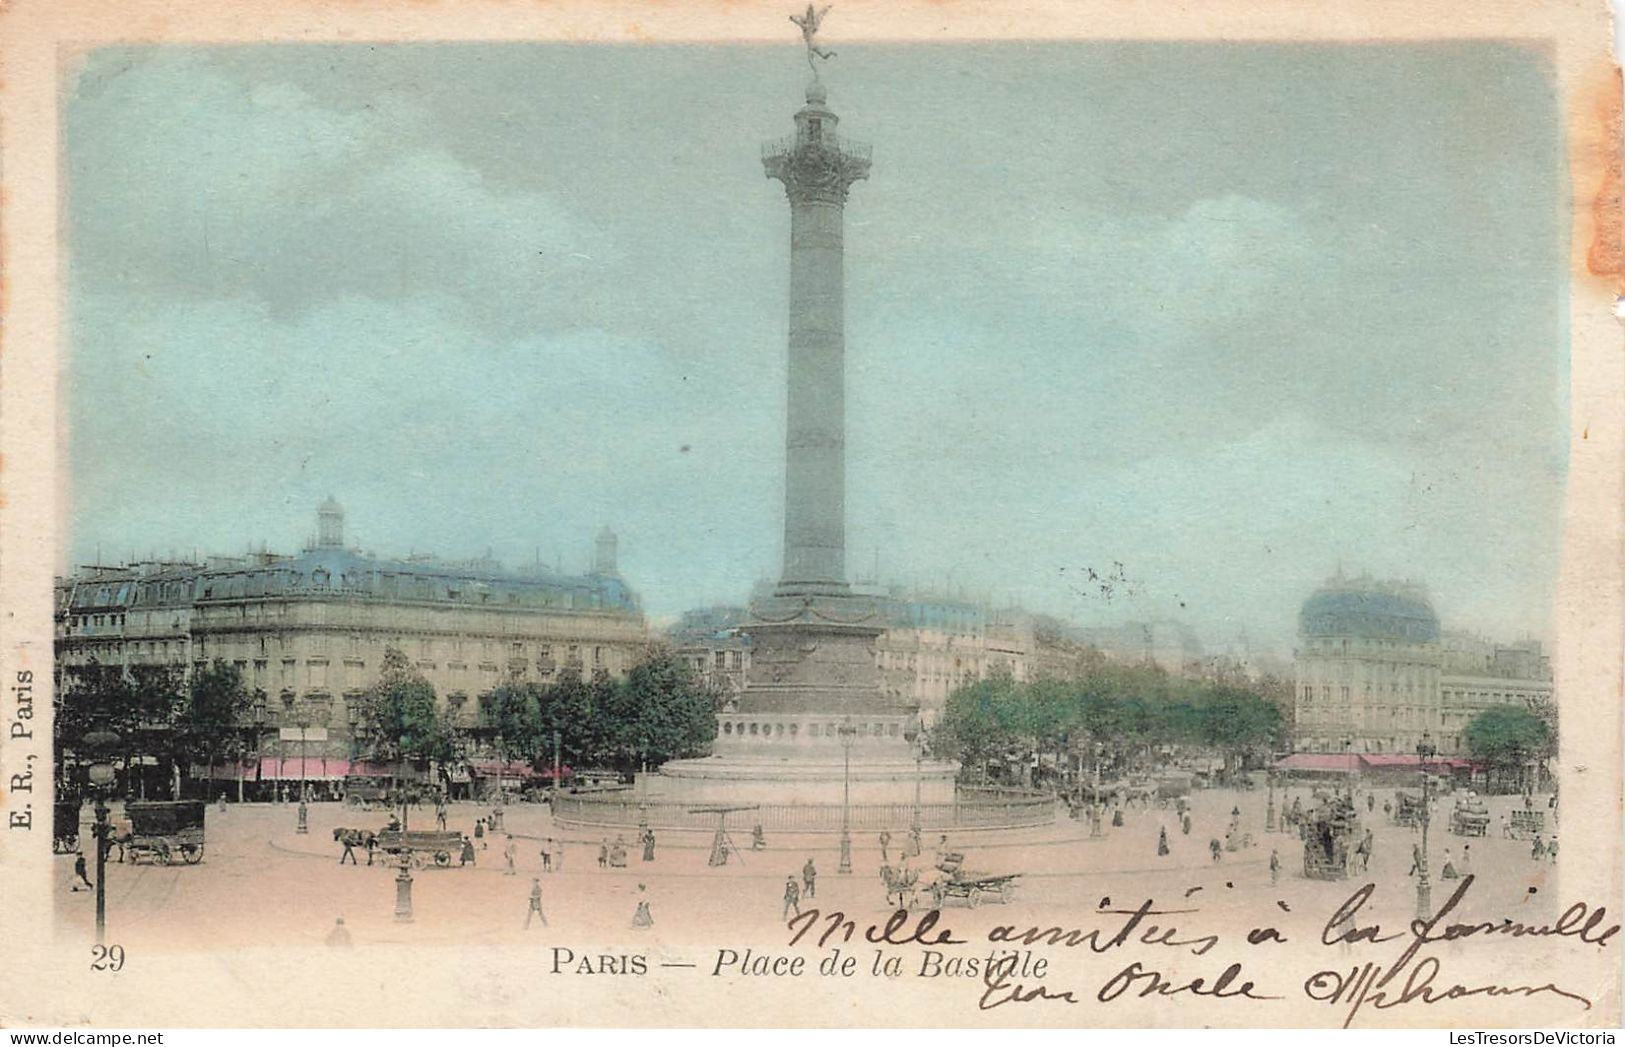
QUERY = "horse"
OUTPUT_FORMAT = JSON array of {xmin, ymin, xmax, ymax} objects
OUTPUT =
[{"xmin": 333, "ymin": 827, "xmax": 378, "ymax": 865}]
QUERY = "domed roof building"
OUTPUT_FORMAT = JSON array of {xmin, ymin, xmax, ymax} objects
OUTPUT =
[{"xmin": 1294, "ymin": 573, "xmax": 1443, "ymax": 755}]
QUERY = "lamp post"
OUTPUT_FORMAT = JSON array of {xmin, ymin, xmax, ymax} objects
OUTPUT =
[
  {"xmin": 84, "ymin": 727, "xmax": 121, "ymax": 946},
  {"xmin": 837, "ymin": 721, "xmax": 856, "ymax": 874},
  {"xmin": 251, "ymin": 702, "xmax": 266, "ymax": 803},
  {"xmin": 295, "ymin": 713, "xmax": 311, "ymax": 834},
  {"xmin": 1091, "ymin": 742, "xmax": 1104, "ymax": 838},
  {"xmin": 903, "ymin": 714, "xmax": 923, "ymax": 843},
  {"xmin": 1266, "ymin": 771, "xmax": 1278, "ymax": 832},
  {"xmin": 1416, "ymin": 731, "xmax": 1436, "ymax": 920}
]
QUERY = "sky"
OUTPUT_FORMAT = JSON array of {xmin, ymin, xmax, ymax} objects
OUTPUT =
[{"xmin": 62, "ymin": 40, "xmax": 1569, "ymax": 652}]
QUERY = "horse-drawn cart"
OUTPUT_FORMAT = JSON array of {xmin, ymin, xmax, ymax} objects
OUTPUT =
[
  {"xmin": 376, "ymin": 829, "xmax": 466, "ymax": 868},
  {"xmin": 1301, "ymin": 794, "xmax": 1359, "ymax": 881},
  {"xmin": 1507, "ymin": 808, "xmax": 1545, "ymax": 840},
  {"xmin": 927, "ymin": 852, "xmax": 1019, "ymax": 908},
  {"xmin": 1450, "ymin": 795, "xmax": 1490, "ymax": 837},
  {"xmin": 124, "ymin": 800, "xmax": 206, "ymax": 865},
  {"xmin": 1393, "ymin": 791, "xmax": 1426, "ymax": 828}
]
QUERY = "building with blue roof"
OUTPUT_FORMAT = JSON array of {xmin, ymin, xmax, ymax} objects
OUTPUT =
[{"xmin": 56, "ymin": 500, "xmax": 648, "ymax": 770}]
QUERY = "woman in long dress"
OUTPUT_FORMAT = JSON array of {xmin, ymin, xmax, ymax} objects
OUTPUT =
[{"xmin": 632, "ymin": 884, "xmax": 654, "ymax": 928}]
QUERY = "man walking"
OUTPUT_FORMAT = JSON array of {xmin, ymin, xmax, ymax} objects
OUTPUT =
[
  {"xmin": 878, "ymin": 831, "xmax": 891, "ymax": 863},
  {"xmin": 1269, "ymin": 848, "xmax": 1280, "ymax": 885},
  {"xmin": 525, "ymin": 878, "xmax": 547, "ymax": 928},
  {"xmin": 782, "ymin": 876, "xmax": 802, "ymax": 920},
  {"xmin": 540, "ymin": 838, "xmax": 553, "ymax": 872},
  {"xmin": 802, "ymin": 857, "xmax": 817, "ymax": 899},
  {"xmin": 339, "ymin": 833, "xmax": 358, "ymax": 865},
  {"xmin": 504, "ymin": 835, "xmax": 517, "ymax": 876}
]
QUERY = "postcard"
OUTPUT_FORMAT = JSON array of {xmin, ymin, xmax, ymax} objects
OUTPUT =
[{"xmin": 0, "ymin": 0, "xmax": 1620, "ymax": 1030}]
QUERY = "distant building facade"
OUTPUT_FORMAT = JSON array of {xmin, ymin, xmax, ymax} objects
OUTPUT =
[
  {"xmin": 55, "ymin": 501, "xmax": 648, "ymax": 761},
  {"xmin": 1292, "ymin": 572, "xmax": 1552, "ymax": 756},
  {"xmin": 668, "ymin": 588, "xmax": 1156, "ymax": 726}
]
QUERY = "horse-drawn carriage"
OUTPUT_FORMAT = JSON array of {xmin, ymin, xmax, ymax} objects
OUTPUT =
[
  {"xmin": 124, "ymin": 800, "xmax": 206, "ymax": 865},
  {"xmin": 1507, "ymin": 808, "xmax": 1545, "ymax": 841},
  {"xmin": 1393, "ymin": 791, "xmax": 1426, "ymax": 828},
  {"xmin": 53, "ymin": 799, "xmax": 82, "ymax": 854},
  {"xmin": 1301, "ymin": 794, "xmax": 1360, "ymax": 881},
  {"xmin": 1450, "ymin": 795, "xmax": 1490, "ymax": 837},
  {"xmin": 926, "ymin": 852, "xmax": 1019, "ymax": 908},
  {"xmin": 376, "ymin": 828, "xmax": 466, "ymax": 868}
]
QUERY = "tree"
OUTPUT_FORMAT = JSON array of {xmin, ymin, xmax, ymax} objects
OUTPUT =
[
  {"xmin": 175, "ymin": 659, "xmax": 253, "ymax": 793},
  {"xmin": 484, "ymin": 678, "xmax": 544, "ymax": 765},
  {"xmin": 1464, "ymin": 704, "xmax": 1552, "ymax": 791},
  {"xmin": 361, "ymin": 647, "xmax": 442, "ymax": 771},
  {"xmin": 57, "ymin": 660, "xmax": 184, "ymax": 797},
  {"xmin": 617, "ymin": 647, "xmax": 717, "ymax": 768},
  {"xmin": 1196, "ymin": 685, "xmax": 1281, "ymax": 775}
]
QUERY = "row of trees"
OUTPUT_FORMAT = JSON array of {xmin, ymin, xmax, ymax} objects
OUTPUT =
[
  {"xmin": 931, "ymin": 664, "xmax": 1287, "ymax": 785},
  {"xmin": 361, "ymin": 646, "xmax": 716, "ymax": 774},
  {"xmin": 56, "ymin": 645, "xmax": 718, "ymax": 797}
]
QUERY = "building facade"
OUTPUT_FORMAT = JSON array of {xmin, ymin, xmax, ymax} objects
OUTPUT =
[
  {"xmin": 1292, "ymin": 573, "xmax": 1552, "ymax": 756},
  {"xmin": 55, "ymin": 501, "xmax": 649, "ymax": 761}
]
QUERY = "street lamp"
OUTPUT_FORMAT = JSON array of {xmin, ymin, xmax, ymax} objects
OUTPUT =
[
  {"xmin": 1416, "ymin": 730, "xmax": 1437, "ymax": 920},
  {"xmin": 251, "ymin": 701, "xmax": 267, "ymax": 803},
  {"xmin": 903, "ymin": 714, "xmax": 923, "ymax": 843},
  {"xmin": 1091, "ymin": 742, "xmax": 1105, "ymax": 838},
  {"xmin": 83, "ymin": 727, "xmax": 121, "ymax": 946},
  {"xmin": 837, "ymin": 720, "xmax": 857, "ymax": 874},
  {"xmin": 1266, "ymin": 771, "xmax": 1278, "ymax": 832},
  {"xmin": 295, "ymin": 713, "xmax": 311, "ymax": 834}
]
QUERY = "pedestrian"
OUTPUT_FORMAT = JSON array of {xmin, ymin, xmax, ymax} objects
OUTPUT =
[
  {"xmin": 552, "ymin": 838, "xmax": 565, "ymax": 873},
  {"xmin": 1157, "ymin": 826, "xmax": 1170, "ymax": 857},
  {"xmin": 1460, "ymin": 843, "xmax": 1472, "ymax": 876},
  {"xmin": 72, "ymin": 851, "xmax": 92, "ymax": 891},
  {"xmin": 1409, "ymin": 842, "xmax": 1423, "ymax": 876},
  {"xmin": 540, "ymin": 838, "xmax": 553, "ymax": 872},
  {"xmin": 1209, "ymin": 838, "xmax": 1222, "ymax": 863},
  {"xmin": 598, "ymin": 839, "xmax": 609, "ymax": 868},
  {"xmin": 1181, "ymin": 813, "xmax": 1191, "ymax": 836},
  {"xmin": 1367, "ymin": 793, "xmax": 1375, "ymax": 814},
  {"xmin": 492, "ymin": 804, "xmax": 504, "ymax": 832},
  {"xmin": 504, "ymin": 835, "xmax": 517, "ymax": 876},
  {"xmin": 1532, "ymin": 835, "xmax": 1546, "ymax": 861},
  {"xmin": 907, "ymin": 825, "xmax": 922, "ymax": 858},
  {"xmin": 783, "ymin": 876, "xmax": 801, "ymax": 920},
  {"xmin": 218, "ymin": 791, "xmax": 227, "ymax": 813},
  {"xmin": 1111, "ymin": 807, "xmax": 1124, "ymax": 828},
  {"xmin": 525, "ymin": 878, "xmax": 547, "ymax": 928},
  {"xmin": 1548, "ymin": 837, "xmax": 1559, "ymax": 863},
  {"xmin": 1358, "ymin": 829, "xmax": 1373, "ymax": 873},
  {"xmin": 879, "ymin": 830, "xmax": 891, "ymax": 863},
  {"xmin": 632, "ymin": 884, "xmax": 654, "ymax": 928},
  {"xmin": 802, "ymin": 857, "xmax": 817, "ymax": 898},
  {"xmin": 326, "ymin": 916, "xmax": 352, "ymax": 948},
  {"xmin": 642, "ymin": 828, "xmax": 656, "ymax": 863},
  {"xmin": 1383, "ymin": 799, "xmax": 1393, "ymax": 821},
  {"xmin": 1269, "ymin": 848, "xmax": 1280, "ymax": 885},
  {"xmin": 339, "ymin": 832, "xmax": 358, "ymax": 866},
  {"xmin": 461, "ymin": 837, "xmax": 477, "ymax": 867},
  {"xmin": 752, "ymin": 824, "xmax": 766, "ymax": 851},
  {"xmin": 475, "ymin": 818, "xmax": 485, "ymax": 842},
  {"xmin": 436, "ymin": 804, "xmax": 447, "ymax": 831}
]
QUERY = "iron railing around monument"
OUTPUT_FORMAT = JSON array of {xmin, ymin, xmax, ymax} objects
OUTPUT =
[{"xmin": 553, "ymin": 787, "xmax": 1054, "ymax": 832}]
